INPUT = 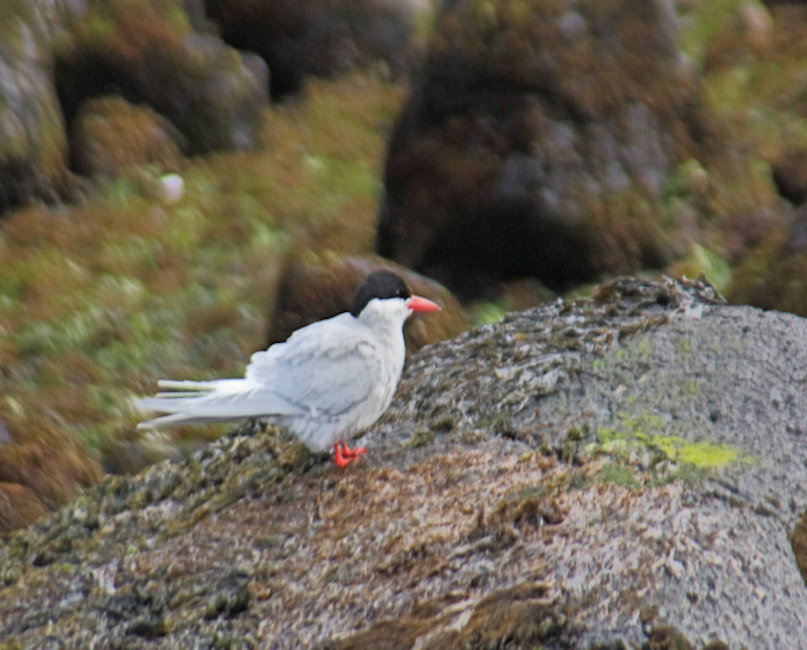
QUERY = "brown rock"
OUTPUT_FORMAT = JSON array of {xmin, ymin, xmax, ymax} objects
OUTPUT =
[
  {"xmin": 2, "ymin": 278, "xmax": 806, "ymax": 647},
  {"xmin": 0, "ymin": 482, "xmax": 48, "ymax": 535},
  {"xmin": 0, "ymin": 3, "xmax": 73, "ymax": 214},
  {"xmin": 728, "ymin": 210, "xmax": 807, "ymax": 316},
  {"xmin": 377, "ymin": 0, "xmax": 711, "ymax": 298},
  {"xmin": 205, "ymin": 0, "xmax": 423, "ymax": 98},
  {"xmin": 772, "ymin": 146, "xmax": 807, "ymax": 205},
  {"xmin": 266, "ymin": 253, "xmax": 469, "ymax": 352},
  {"xmin": 71, "ymin": 96, "xmax": 183, "ymax": 178},
  {"xmin": 0, "ymin": 0, "xmax": 269, "ymax": 215},
  {"xmin": 55, "ymin": 0, "xmax": 267, "ymax": 155}
]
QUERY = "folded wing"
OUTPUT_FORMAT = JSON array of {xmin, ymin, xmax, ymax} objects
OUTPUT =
[
  {"xmin": 138, "ymin": 313, "xmax": 380, "ymax": 427},
  {"xmin": 246, "ymin": 313, "xmax": 380, "ymax": 417}
]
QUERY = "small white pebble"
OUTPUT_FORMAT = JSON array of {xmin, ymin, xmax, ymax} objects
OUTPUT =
[{"xmin": 158, "ymin": 173, "xmax": 184, "ymax": 204}]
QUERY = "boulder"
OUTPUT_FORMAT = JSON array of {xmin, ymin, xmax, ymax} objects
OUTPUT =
[
  {"xmin": 55, "ymin": 0, "xmax": 267, "ymax": 155},
  {"xmin": 772, "ymin": 145, "xmax": 807, "ymax": 206},
  {"xmin": 377, "ymin": 0, "xmax": 719, "ymax": 298},
  {"xmin": 266, "ymin": 253, "xmax": 469, "ymax": 351},
  {"xmin": 0, "ymin": 2, "xmax": 73, "ymax": 213},
  {"xmin": 205, "ymin": 0, "xmax": 424, "ymax": 98},
  {"xmin": 2, "ymin": 277, "xmax": 807, "ymax": 647},
  {"xmin": 70, "ymin": 96, "xmax": 183, "ymax": 178},
  {"xmin": 728, "ymin": 207, "xmax": 807, "ymax": 317},
  {"xmin": 0, "ymin": 0, "xmax": 268, "ymax": 215}
]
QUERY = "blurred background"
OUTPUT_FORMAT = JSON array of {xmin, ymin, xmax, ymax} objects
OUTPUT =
[{"xmin": 0, "ymin": 0, "xmax": 803, "ymax": 532}]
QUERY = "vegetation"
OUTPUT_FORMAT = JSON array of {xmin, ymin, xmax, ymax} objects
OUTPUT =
[
  {"xmin": 0, "ymin": 73, "xmax": 404, "ymax": 473},
  {"xmin": 3, "ymin": 0, "xmax": 807, "ymax": 515}
]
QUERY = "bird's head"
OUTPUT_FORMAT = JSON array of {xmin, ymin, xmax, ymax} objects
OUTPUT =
[{"xmin": 351, "ymin": 271, "xmax": 441, "ymax": 326}]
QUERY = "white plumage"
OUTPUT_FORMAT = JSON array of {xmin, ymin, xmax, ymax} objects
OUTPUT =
[{"xmin": 137, "ymin": 271, "xmax": 440, "ymax": 466}]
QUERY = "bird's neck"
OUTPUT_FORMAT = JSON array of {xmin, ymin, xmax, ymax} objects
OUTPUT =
[{"xmin": 358, "ymin": 301, "xmax": 408, "ymax": 363}]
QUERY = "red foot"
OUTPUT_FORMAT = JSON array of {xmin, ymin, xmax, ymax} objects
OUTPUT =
[
  {"xmin": 332, "ymin": 442, "xmax": 367, "ymax": 468},
  {"xmin": 340, "ymin": 441, "xmax": 367, "ymax": 458}
]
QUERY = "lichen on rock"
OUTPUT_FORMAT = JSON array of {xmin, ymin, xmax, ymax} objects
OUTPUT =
[{"xmin": 2, "ymin": 277, "xmax": 807, "ymax": 648}]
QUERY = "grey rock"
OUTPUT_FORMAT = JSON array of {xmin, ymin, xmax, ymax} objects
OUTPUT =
[
  {"xmin": 2, "ymin": 277, "xmax": 807, "ymax": 648},
  {"xmin": 0, "ymin": 1, "xmax": 73, "ymax": 212}
]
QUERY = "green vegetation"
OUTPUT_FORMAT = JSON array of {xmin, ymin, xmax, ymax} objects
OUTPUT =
[
  {"xmin": 590, "ymin": 411, "xmax": 746, "ymax": 488},
  {"xmin": 404, "ymin": 429, "xmax": 436, "ymax": 449},
  {"xmin": 0, "ymin": 73, "xmax": 403, "ymax": 469},
  {"xmin": 638, "ymin": 433, "xmax": 738, "ymax": 468},
  {"xmin": 677, "ymin": 0, "xmax": 747, "ymax": 68}
]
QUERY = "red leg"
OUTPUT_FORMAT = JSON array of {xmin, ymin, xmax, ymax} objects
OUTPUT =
[
  {"xmin": 340, "ymin": 441, "xmax": 367, "ymax": 458},
  {"xmin": 333, "ymin": 443, "xmax": 352, "ymax": 468}
]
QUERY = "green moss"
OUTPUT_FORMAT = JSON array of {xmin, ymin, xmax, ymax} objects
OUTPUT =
[
  {"xmin": 677, "ymin": 0, "xmax": 745, "ymax": 68},
  {"xmin": 516, "ymin": 484, "xmax": 545, "ymax": 500},
  {"xmin": 684, "ymin": 380, "xmax": 700, "ymax": 395},
  {"xmin": 588, "ymin": 413, "xmax": 741, "ymax": 469},
  {"xmin": 471, "ymin": 300, "xmax": 509, "ymax": 325},
  {"xmin": 566, "ymin": 426, "xmax": 584, "ymax": 442},
  {"xmin": 589, "ymin": 409, "xmax": 745, "ymax": 489},
  {"xmin": 597, "ymin": 462, "xmax": 640, "ymax": 488},
  {"xmin": 1, "ymin": 566, "xmax": 21, "ymax": 587},
  {"xmin": 672, "ymin": 244, "xmax": 732, "ymax": 295},
  {"xmin": 638, "ymin": 337, "xmax": 653, "ymax": 357},
  {"xmin": 404, "ymin": 429, "xmax": 436, "ymax": 449},
  {"xmin": 637, "ymin": 433, "xmax": 738, "ymax": 468}
]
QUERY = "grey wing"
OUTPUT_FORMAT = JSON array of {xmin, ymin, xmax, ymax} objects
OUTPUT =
[{"xmin": 245, "ymin": 316, "xmax": 380, "ymax": 418}]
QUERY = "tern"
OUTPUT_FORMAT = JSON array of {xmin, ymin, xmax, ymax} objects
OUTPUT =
[{"xmin": 137, "ymin": 271, "xmax": 441, "ymax": 467}]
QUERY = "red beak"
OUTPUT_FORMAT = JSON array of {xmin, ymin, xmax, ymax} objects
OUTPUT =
[{"xmin": 406, "ymin": 295, "xmax": 441, "ymax": 313}]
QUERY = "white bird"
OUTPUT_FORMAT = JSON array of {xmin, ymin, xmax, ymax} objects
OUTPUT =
[{"xmin": 137, "ymin": 271, "xmax": 441, "ymax": 467}]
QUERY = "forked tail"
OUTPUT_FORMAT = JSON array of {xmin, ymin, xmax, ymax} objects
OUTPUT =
[{"xmin": 136, "ymin": 378, "xmax": 249, "ymax": 428}]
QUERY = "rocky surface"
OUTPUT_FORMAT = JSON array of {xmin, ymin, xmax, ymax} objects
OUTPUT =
[{"xmin": 2, "ymin": 277, "xmax": 807, "ymax": 648}]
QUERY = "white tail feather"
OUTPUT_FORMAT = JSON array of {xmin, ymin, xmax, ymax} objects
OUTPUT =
[
  {"xmin": 157, "ymin": 379, "xmax": 217, "ymax": 391},
  {"xmin": 136, "ymin": 377, "xmax": 304, "ymax": 429}
]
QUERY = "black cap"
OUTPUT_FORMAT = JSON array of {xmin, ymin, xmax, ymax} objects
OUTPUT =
[{"xmin": 350, "ymin": 271, "xmax": 411, "ymax": 316}]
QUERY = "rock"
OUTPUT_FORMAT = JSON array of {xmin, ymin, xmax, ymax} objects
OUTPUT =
[
  {"xmin": 772, "ymin": 145, "xmax": 807, "ymax": 205},
  {"xmin": 2, "ymin": 277, "xmax": 807, "ymax": 647},
  {"xmin": 728, "ymin": 208, "xmax": 807, "ymax": 317},
  {"xmin": 0, "ymin": 0, "xmax": 268, "ymax": 215},
  {"xmin": 55, "ymin": 0, "xmax": 268, "ymax": 155},
  {"xmin": 0, "ymin": 419, "xmax": 104, "ymax": 529},
  {"xmin": 205, "ymin": 0, "xmax": 424, "ymax": 98},
  {"xmin": 0, "ymin": 483, "xmax": 48, "ymax": 535},
  {"xmin": 377, "ymin": 0, "xmax": 715, "ymax": 298},
  {"xmin": 266, "ymin": 253, "xmax": 469, "ymax": 351},
  {"xmin": 70, "ymin": 96, "xmax": 183, "ymax": 178},
  {"xmin": 0, "ymin": 2, "xmax": 73, "ymax": 213}
]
